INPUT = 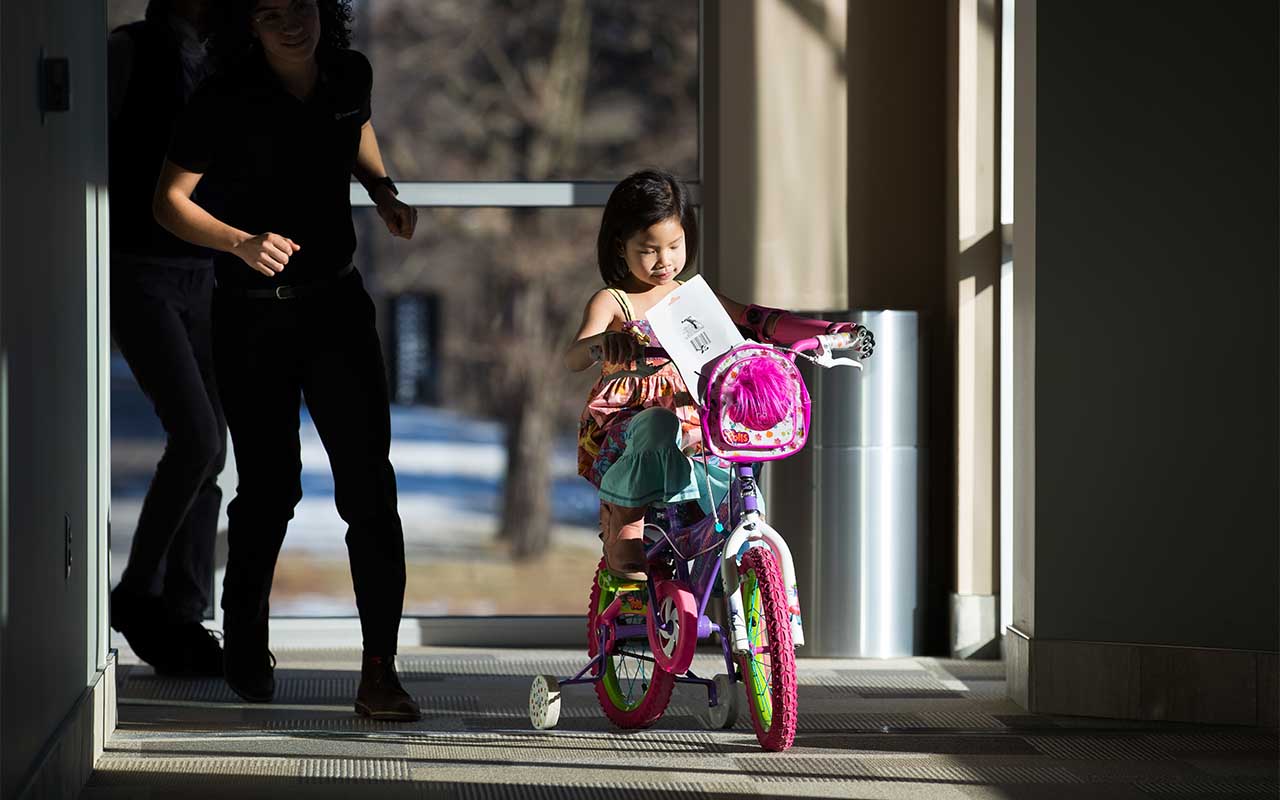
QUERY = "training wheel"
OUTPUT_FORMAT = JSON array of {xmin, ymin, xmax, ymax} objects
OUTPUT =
[
  {"xmin": 702, "ymin": 673, "xmax": 740, "ymax": 730},
  {"xmin": 528, "ymin": 674, "xmax": 562, "ymax": 730}
]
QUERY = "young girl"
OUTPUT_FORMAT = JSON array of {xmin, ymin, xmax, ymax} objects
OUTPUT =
[{"xmin": 566, "ymin": 169, "xmax": 860, "ymax": 581}]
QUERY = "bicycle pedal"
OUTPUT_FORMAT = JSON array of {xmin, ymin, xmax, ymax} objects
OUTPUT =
[{"xmin": 599, "ymin": 570, "xmax": 647, "ymax": 595}]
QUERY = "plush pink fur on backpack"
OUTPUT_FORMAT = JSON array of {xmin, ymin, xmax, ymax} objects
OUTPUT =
[{"xmin": 724, "ymin": 357, "xmax": 793, "ymax": 431}]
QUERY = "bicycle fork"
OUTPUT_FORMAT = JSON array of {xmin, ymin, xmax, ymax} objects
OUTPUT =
[{"xmin": 719, "ymin": 467, "xmax": 804, "ymax": 654}]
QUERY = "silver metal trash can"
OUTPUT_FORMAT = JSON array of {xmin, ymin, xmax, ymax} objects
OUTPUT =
[{"xmin": 762, "ymin": 310, "xmax": 924, "ymax": 658}]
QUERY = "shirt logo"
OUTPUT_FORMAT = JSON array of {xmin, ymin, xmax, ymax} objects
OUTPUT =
[{"xmin": 334, "ymin": 108, "xmax": 361, "ymax": 120}]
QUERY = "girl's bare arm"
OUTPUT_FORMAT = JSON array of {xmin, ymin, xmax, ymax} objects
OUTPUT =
[
  {"xmin": 716, "ymin": 292, "xmax": 750, "ymax": 325},
  {"xmin": 565, "ymin": 290, "xmax": 627, "ymax": 372}
]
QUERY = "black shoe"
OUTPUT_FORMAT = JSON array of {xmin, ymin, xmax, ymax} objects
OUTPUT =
[
  {"xmin": 224, "ymin": 634, "xmax": 276, "ymax": 702},
  {"xmin": 355, "ymin": 654, "xmax": 420, "ymax": 721},
  {"xmin": 155, "ymin": 623, "xmax": 224, "ymax": 678},
  {"xmin": 110, "ymin": 586, "xmax": 170, "ymax": 668}
]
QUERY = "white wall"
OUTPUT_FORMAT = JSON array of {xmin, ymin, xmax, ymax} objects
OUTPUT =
[
  {"xmin": 1028, "ymin": 1, "xmax": 1278, "ymax": 651},
  {"xmin": 1, "ymin": 0, "xmax": 110, "ymax": 793}
]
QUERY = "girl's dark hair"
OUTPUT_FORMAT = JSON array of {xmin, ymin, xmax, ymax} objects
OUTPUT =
[
  {"xmin": 596, "ymin": 169, "xmax": 699, "ymax": 286},
  {"xmin": 209, "ymin": 0, "xmax": 354, "ymax": 71}
]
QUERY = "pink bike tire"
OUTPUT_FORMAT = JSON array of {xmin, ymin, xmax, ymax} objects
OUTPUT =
[
  {"xmin": 586, "ymin": 559, "xmax": 675, "ymax": 729},
  {"xmin": 737, "ymin": 546, "xmax": 799, "ymax": 751}
]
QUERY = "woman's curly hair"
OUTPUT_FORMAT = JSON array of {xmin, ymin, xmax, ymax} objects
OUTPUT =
[{"xmin": 209, "ymin": 0, "xmax": 354, "ymax": 71}]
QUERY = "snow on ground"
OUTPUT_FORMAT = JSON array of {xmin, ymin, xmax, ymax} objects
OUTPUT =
[{"xmin": 110, "ymin": 355, "xmax": 598, "ymax": 589}]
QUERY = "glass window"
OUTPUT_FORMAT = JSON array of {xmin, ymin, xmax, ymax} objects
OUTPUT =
[
  {"xmin": 355, "ymin": 1, "xmax": 699, "ymax": 181},
  {"xmin": 261, "ymin": 208, "xmax": 699, "ymax": 616},
  {"xmin": 107, "ymin": 1, "xmax": 148, "ymax": 31},
  {"xmin": 106, "ymin": 0, "xmax": 704, "ymax": 621}
]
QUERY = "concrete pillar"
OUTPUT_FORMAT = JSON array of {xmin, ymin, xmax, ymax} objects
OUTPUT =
[{"xmin": 1007, "ymin": 0, "xmax": 1279, "ymax": 725}]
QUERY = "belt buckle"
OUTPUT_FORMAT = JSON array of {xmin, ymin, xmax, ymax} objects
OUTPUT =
[{"xmin": 274, "ymin": 285, "xmax": 296, "ymax": 300}]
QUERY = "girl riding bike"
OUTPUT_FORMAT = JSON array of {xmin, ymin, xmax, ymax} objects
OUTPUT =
[
  {"xmin": 565, "ymin": 168, "xmax": 863, "ymax": 582},
  {"xmin": 542, "ymin": 169, "xmax": 873, "ymax": 750}
]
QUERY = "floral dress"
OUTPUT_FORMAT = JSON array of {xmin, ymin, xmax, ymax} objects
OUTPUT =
[{"xmin": 575, "ymin": 287, "xmax": 702, "ymax": 475}]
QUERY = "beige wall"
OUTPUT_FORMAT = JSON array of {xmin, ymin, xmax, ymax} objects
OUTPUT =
[
  {"xmin": 949, "ymin": 0, "xmax": 1001, "ymax": 605},
  {"xmin": 847, "ymin": 0, "xmax": 952, "ymax": 653},
  {"xmin": 707, "ymin": 0, "xmax": 847, "ymax": 311},
  {"xmin": 846, "ymin": 2, "xmax": 946, "ymax": 313},
  {"xmin": 1011, "ymin": 0, "xmax": 1036, "ymax": 637},
  {"xmin": 709, "ymin": 0, "xmax": 957, "ymax": 654}
]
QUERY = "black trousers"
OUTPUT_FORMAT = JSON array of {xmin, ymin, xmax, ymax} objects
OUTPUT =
[
  {"xmin": 112, "ymin": 261, "xmax": 227, "ymax": 624},
  {"xmin": 213, "ymin": 269, "xmax": 406, "ymax": 655}
]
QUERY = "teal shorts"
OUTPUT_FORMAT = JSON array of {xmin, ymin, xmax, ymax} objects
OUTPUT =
[{"xmin": 597, "ymin": 407, "xmax": 730, "ymax": 516}]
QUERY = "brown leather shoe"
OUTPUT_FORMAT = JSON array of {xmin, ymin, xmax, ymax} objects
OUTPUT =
[
  {"xmin": 601, "ymin": 503, "xmax": 648, "ymax": 581},
  {"xmin": 355, "ymin": 654, "xmax": 421, "ymax": 721}
]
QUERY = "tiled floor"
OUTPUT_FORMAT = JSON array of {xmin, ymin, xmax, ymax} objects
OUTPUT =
[{"xmin": 84, "ymin": 646, "xmax": 1278, "ymax": 799}]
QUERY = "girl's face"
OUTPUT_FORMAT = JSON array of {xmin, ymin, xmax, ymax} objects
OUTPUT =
[
  {"xmin": 251, "ymin": 0, "xmax": 321, "ymax": 65},
  {"xmin": 621, "ymin": 217, "xmax": 686, "ymax": 289}
]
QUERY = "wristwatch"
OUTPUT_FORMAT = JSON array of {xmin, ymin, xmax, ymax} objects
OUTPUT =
[{"xmin": 368, "ymin": 175, "xmax": 398, "ymax": 198}]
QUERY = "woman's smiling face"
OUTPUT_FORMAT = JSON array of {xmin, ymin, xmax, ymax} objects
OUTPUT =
[{"xmin": 251, "ymin": 0, "xmax": 321, "ymax": 65}]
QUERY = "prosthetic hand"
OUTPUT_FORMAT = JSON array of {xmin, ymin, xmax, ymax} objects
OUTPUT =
[
  {"xmin": 741, "ymin": 305, "xmax": 875, "ymax": 359},
  {"xmin": 741, "ymin": 305, "xmax": 861, "ymax": 345}
]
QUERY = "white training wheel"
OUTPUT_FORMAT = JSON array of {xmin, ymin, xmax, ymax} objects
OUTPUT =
[
  {"xmin": 529, "ymin": 674, "xmax": 562, "ymax": 730},
  {"xmin": 702, "ymin": 673, "xmax": 740, "ymax": 730}
]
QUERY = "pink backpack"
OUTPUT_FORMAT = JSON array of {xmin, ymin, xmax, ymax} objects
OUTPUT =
[{"xmin": 699, "ymin": 343, "xmax": 811, "ymax": 463}]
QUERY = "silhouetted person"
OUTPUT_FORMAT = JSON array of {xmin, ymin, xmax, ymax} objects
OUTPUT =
[
  {"xmin": 108, "ymin": 0, "xmax": 226, "ymax": 676},
  {"xmin": 153, "ymin": 0, "xmax": 420, "ymax": 720}
]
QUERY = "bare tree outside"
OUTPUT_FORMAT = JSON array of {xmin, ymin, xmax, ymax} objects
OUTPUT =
[{"xmin": 355, "ymin": 1, "xmax": 698, "ymax": 561}]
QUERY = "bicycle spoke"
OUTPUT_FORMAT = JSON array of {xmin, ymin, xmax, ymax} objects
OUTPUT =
[{"xmin": 613, "ymin": 620, "xmax": 653, "ymax": 708}]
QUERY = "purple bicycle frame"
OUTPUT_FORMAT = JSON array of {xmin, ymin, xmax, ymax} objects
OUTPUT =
[{"xmin": 559, "ymin": 462, "xmax": 760, "ymax": 694}]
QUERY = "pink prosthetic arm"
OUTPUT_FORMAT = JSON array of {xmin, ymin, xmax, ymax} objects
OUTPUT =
[{"xmin": 740, "ymin": 305, "xmax": 858, "ymax": 346}]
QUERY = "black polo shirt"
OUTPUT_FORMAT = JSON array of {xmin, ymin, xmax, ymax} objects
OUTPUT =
[{"xmin": 168, "ymin": 47, "xmax": 372, "ymax": 290}]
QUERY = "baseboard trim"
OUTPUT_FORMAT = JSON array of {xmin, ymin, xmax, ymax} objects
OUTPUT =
[
  {"xmin": 16, "ymin": 651, "xmax": 116, "ymax": 800},
  {"xmin": 1005, "ymin": 628, "xmax": 1278, "ymax": 727}
]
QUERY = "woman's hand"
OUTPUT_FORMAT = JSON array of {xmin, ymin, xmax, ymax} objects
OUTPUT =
[
  {"xmin": 598, "ymin": 331, "xmax": 644, "ymax": 365},
  {"xmin": 376, "ymin": 192, "xmax": 417, "ymax": 239},
  {"xmin": 232, "ymin": 232, "xmax": 300, "ymax": 277}
]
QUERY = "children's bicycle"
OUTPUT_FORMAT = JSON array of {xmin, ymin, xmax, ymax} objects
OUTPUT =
[{"xmin": 527, "ymin": 326, "xmax": 874, "ymax": 751}]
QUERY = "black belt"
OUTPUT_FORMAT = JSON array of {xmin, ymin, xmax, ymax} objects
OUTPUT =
[{"xmin": 217, "ymin": 262, "xmax": 355, "ymax": 300}]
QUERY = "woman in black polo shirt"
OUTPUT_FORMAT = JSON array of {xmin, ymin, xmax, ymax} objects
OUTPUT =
[{"xmin": 153, "ymin": 0, "xmax": 419, "ymax": 720}]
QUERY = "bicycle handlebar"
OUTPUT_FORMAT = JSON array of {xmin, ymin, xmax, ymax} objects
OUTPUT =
[{"xmin": 589, "ymin": 325, "xmax": 875, "ymax": 371}]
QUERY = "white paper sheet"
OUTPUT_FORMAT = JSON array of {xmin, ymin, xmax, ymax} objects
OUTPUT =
[{"xmin": 644, "ymin": 275, "xmax": 744, "ymax": 401}]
